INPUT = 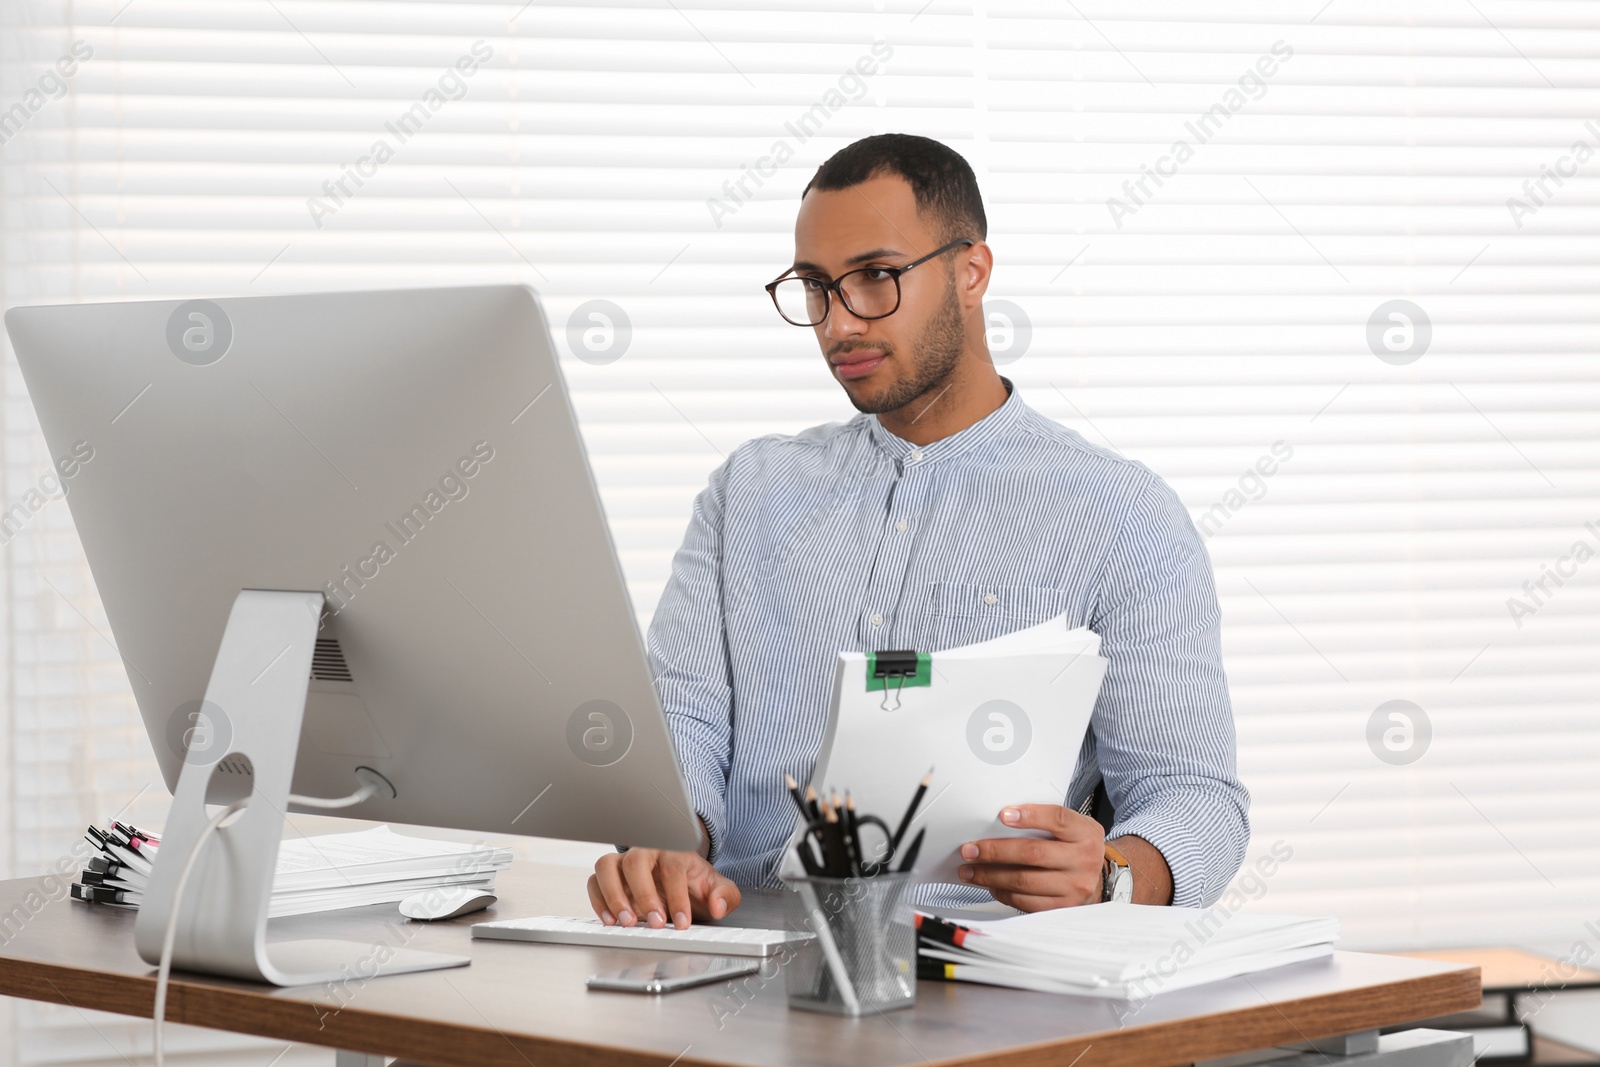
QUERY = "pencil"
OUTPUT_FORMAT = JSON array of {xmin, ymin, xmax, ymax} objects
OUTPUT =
[
  {"xmin": 845, "ymin": 794, "xmax": 863, "ymax": 877},
  {"xmin": 819, "ymin": 797, "xmax": 845, "ymax": 876},
  {"xmin": 784, "ymin": 773, "xmax": 810, "ymax": 819},
  {"xmin": 895, "ymin": 827, "xmax": 926, "ymax": 873},
  {"xmin": 795, "ymin": 835, "xmax": 822, "ymax": 875},
  {"xmin": 889, "ymin": 767, "xmax": 933, "ymax": 855},
  {"xmin": 785, "ymin": 773, "xmax": 823, "ymax": 875}
]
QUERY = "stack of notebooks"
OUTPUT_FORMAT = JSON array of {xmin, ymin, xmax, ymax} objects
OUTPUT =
[
  {"xmin": 916, "ymin": 903, "xmax": 1340, "ymax": 999},
  {"xmin": 71, "ymin": 822, "xmax": 513, "ymax": 917}
]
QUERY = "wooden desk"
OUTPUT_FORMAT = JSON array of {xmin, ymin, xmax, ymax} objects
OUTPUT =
[
  {"xmin": 0, "ymin": 862, "xmax": 1478, "ymax": 1067},
  {"xmin": 1389, "ymin": 947, "xmax": 1600, "ymax": 1064},
  {"xmin": 1389, "ymin": 947, "xmax": 1600, "ymax": 996}
]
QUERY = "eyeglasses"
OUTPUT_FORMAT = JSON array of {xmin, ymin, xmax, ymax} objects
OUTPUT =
[{"xmin": 764, "ymin": 238, "xmax": 975, "ymax": 327}]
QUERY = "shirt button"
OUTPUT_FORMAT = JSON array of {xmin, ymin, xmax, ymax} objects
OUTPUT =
[
  {"xmin": 982, "ymin": 592, "xmax": 999, "ymax": 606},
  {"xmin": 870, "ymin": 612, "xmax": 885, "ymax": 627},
  {"xmin": 908, "ymin": 450, "xmax": 924, "ymax": 463},
  {"xmin": 894, "ymin": 519, "xmax": 908, "ymax": 533}
]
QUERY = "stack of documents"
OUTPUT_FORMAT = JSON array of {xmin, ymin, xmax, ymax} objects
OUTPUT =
[
  {"xmin": 916, "ymin": 903, "xmax": 1339, "ymax": 999},
  {"xmin": 794, "ymin": 613, "xmax": 1108, "ymax": 884},
  {"xmin": 70, "ymin": 822, "xmax": 512, "ymax": 917}
]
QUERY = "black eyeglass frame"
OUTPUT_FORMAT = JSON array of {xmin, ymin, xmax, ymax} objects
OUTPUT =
[{"xmin": 764, "ymin": 238, "xmax": 976, "ymax": 327}]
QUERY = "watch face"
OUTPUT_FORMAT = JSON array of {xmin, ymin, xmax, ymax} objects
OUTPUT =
[{"xmin": 1110, "ymin": 868, "xmax": 1133, "ymax": 903}]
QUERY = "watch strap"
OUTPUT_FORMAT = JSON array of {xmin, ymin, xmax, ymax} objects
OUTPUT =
[{"xmin": 1101, "ymin": 841, "xmax": 1131, "ymax": 903}]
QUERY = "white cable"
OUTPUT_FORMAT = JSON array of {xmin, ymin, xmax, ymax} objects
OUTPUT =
[
  {"xmin": 151, "ymin": 772, "xmax": 383, "ymax": 1063},
  {"xmin": 286, "ymin": 778, "xmax": 382, "ymax": 810},
  {"xmin": 152, "ymin": 799, "xmax": 248, "ymax": 1067}
]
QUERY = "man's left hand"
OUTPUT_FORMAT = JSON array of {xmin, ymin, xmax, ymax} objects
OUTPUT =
[{"xmin": 957, "ymin": 804, "xmax": 1105, "ymax": 911}]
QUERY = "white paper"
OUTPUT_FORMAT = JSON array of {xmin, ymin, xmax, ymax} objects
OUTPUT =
[
  {"xmin": 83, "ymin": 824, "xmax": 512, "ymax": 917},
  {"xmin": 916, "ymin": 903, "xmax": 1340, "ymax": 998},
  {"xmin": 920, "ymin": 944, "xmax": 1336, "ymax": 999},
  {"xmin": 798, "ymin": 614, "xmax": 1108, "ymax": 885}
]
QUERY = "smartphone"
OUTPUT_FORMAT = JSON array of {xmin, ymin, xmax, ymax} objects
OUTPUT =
[{"xmin": 586, "ymin": 954, "xmax": 761, "ymax": 994}]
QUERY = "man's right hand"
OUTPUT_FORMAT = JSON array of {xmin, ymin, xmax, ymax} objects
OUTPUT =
[{"xmin": 587, "ymin": 848, "xmax": 742, "ymax": 930}]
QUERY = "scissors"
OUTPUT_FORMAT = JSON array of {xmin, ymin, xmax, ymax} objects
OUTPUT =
[{"xmin": 799, "ymin": 809, "xmax": 897, "ymax": 878}]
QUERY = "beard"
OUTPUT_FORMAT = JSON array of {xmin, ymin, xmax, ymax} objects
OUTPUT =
[{"xmin": 840, "ymin": 280, "xmax": 965, "ymax": 416}]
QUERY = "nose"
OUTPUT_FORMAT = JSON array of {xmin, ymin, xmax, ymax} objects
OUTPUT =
[{"xmin": 820, "ymin": 295, "xmax": 869, "ymax": 343}]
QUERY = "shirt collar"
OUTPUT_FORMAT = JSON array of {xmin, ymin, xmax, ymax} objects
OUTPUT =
[{"xmin": 864, "ymin": 377, "xmax": 1023, "ymax": 466}]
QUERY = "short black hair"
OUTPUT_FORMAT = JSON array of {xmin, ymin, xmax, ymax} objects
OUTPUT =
[{"xmin": 803, "ymin": 133, "xmax": 987, "ymax": 242}]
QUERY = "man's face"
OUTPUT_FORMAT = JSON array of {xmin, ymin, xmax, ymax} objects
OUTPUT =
[{"xmin": 789, "ymin": 175, "xmax": 973, "ymax": 415}]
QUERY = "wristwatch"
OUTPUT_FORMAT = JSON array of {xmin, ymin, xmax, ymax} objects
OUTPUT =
[{"xmin": 1101, "ymin": 842, "xmax": 1133, "ymax": 903}]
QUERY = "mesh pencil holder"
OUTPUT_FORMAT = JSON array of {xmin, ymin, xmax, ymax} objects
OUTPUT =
[{"xmin": 780, "ymin": 873, "xmax": 916, "ymax": 1015}]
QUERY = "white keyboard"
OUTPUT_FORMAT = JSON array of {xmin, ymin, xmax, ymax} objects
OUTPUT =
[{"xmin": 471, "ymin": 915, "xmax": 809, "ymax": 957}]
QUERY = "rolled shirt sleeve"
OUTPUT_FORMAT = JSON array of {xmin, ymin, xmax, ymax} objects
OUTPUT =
[
  {"xmin": 645, "ymin": 459, "xmax": 736, "ymax": 863},
  {"xmin": 1090, "ymin": 474, "xmax": 1251, "ymax": 907}
]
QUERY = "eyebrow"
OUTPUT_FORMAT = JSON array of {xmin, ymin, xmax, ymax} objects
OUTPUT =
[{"xmin": 790, "ymin": 247, "xmax": 907, "ymax": 274}]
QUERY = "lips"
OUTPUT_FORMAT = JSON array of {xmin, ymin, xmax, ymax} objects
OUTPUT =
[{"xmin": 831, "ymin": 351, "xmax": 887, "ymax": 381}]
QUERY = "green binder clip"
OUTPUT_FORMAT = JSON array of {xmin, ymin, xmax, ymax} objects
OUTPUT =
[{"xmin": 866, "ymin": 650, "xmax": 930, "ymax": 711}]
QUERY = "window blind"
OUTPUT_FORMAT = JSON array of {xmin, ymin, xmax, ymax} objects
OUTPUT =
[{"xmin": 2, "ymin": 1, "xmax": 1598, "ymax": 1061}]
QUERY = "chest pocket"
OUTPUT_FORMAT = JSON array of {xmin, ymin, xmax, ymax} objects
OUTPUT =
[{"xmin": 928, "ymin": 581, "xmax": 1081, "ymax": 648}]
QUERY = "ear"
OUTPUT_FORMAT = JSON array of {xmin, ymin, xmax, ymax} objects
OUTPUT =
[{"xmin": 958, "ymin": 240, "xmax": 994, "ymax": 311}]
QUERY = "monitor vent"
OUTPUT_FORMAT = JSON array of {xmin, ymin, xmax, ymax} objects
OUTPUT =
[
  {"xmin": 310, "ymin": 637, "xmax": 353, "ymax": 682},
  {"xmin": 215, "ymin": 753, "xmax": 253, "ymax": 777}
]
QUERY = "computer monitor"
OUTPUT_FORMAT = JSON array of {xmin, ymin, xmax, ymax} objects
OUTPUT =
[{"xmin": 4, "ymin": 285, "xmax": 701, "ymax": 983}]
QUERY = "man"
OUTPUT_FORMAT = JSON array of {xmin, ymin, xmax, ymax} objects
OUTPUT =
[{"xmin": 588, "ymin": 133, "xmax": 1248, "ymax": 930}]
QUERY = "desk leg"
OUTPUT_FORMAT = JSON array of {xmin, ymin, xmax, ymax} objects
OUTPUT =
[
  {"xmin": 334, "ymin": 1052, "xmax": 389, "ymax": 1067},
  {"xmin": 1197, "ymin": 1028, "xmax": 1473, "ymax": 1066},
  {"xmin": 1305, "ymin": 1030, "xmax": 1380, "ymax": 1055}
]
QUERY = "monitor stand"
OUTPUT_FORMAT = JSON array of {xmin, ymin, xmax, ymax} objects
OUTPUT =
[{"xmin": 132, "ymin": 589, "xmax": 469, "ymax": 986}]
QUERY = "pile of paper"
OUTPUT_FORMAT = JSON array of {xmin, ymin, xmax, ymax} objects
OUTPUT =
[
  {"xmin": 916, "ymin": 903, "xmax": 1339, "ymax": 999},
  {"xmin": 70, "ymin": 822, "xmax": 512, "ymax": 918},
  {"xmin": 797, "ymin": 613, "xmax": 1109, "ymax": 885}
]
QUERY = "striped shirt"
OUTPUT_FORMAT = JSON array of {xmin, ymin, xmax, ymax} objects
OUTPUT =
[{"xmin": 647, "ymin": 379, "xmax": 1249, "ymax": 908}]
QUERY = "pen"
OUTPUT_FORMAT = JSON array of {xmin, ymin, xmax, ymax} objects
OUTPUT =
[
  {"xmin": 889, "ymin": 767, "xmax": 933, "ymax": 856},
  {"xmin": 804, "ymin": 784, "xmax": 821, "ymax": 820}
]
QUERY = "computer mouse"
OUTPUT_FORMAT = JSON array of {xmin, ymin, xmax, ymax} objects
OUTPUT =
[{"xmin": 399, "ymin": 886, "xmax": 498, "ymax": 921}]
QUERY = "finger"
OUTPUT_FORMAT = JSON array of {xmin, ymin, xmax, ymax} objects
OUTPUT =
[
  {"xmin": 971, "ymin": 862, "xmax": 1100, "ymax": 906},
  {"xmin": 689, "ymin": 867, "xmax": 742, "ymax": 920},
  {"xmin": 988, "ymin": 888, "xmax": 1084, "ymax": 913},
  {"xmin": 709, "ymin": 876, "xmax": 742, "ymax": 919},
  {"xmin": 958, "ymin": 835, "xmax": 1077, "ymax": 869},
  {"xmin": 585, "ymin": 874, "xmax": 614, "ymax": 925},
  {"xmin": 620, "ymin": 850, "xmax": 669, "ymax": 927},
  {"xmin": 957, "ymin": 861, "xmax": 1085, "ymax": 899},
  {"xmin": 999, "ymin": 804, "xmax": 1101, "ymax": 842},
  {"xmin": 592, "ymin": 853, "xmax": 633, "ymax": 926},
  {"xmin": 658, "ymin": 854, "xmax": 694, "ymax": 929}
]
